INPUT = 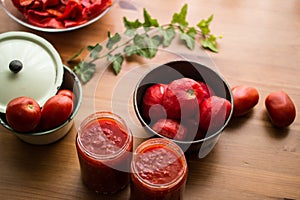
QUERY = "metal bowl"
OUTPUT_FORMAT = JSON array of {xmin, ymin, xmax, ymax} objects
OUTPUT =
[
  {"xmin": 133, "ymin": 60, "xmax": 234, "ymax": 158},
  {"xmin": 0, "ymin": 66, "xmax": 82, "ymax": 145}
]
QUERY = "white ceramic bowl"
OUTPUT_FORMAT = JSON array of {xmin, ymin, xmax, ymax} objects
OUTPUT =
[
  {"xmin": 0, "ymin": 0, "xmax": 113, "ymax": 32},
  {"xmin": 0, "ymin": 66, "xmax": 82, "ymax": 145}
]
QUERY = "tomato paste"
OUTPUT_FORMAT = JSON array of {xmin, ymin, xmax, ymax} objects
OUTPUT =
[
  {"xmin": 130, "ymin": 138, "xmax": 187, "ymax": 200},
  {"xmin": 76, "ymin": 112, "xmax": 132, "ymax": 194}
]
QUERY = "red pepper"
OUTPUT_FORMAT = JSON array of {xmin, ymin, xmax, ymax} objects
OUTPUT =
[{"xmin": 13, "ymin": 0, "xmax": 113, "ymax": 28}]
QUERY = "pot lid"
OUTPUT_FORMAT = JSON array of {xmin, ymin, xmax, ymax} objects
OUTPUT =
[{"xmin": 0, "ymin": 31, "xmax": 63, "ymax": 113}]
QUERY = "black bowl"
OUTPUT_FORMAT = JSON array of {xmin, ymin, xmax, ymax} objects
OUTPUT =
[{"xmin": 133, "ymin": 60, "xmax": 233, "ymax": 158}]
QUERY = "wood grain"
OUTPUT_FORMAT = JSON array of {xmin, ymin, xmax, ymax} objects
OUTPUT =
[{"xmin": 0, "ymin": 0, "xmax": 299, "ymax": 199}]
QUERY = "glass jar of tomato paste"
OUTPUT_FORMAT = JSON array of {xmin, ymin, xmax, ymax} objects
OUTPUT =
[
  {"xmin": 130, "ymin": 138, "xmax": 188, "ymax": 200},
  {"xmin": 76, "ymin": 111, "xmax": 133, "ymax": 194}
]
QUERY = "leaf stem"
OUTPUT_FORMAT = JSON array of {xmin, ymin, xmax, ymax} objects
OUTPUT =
[{"xmin": 69, "ymin": 4, "xmax": 220, "ymax": 84}]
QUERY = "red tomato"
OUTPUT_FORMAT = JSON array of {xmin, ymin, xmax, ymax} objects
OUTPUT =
[
  {"xmin": 265, "ymin": 91, "xmax": 296, "ymax": 128},
  {"xmin": 181, "ymin": 117, "xmax": 203, "ymax": 141},
  {"xmin": 162, "ymin": 78, "xmax": 207, "ymax": 119},
  {"xmin": 40, "ymin": 95, "xmax": 73, "ymax": 130},
  {"xmin": 199, "ymin": 96, "xmax": 232, "ymax": 134},
  {"xmin": 151, "ymin": 118, "xmax": 187, "ymax": 141},
  {"xmin": 231, "ymin": 85, "xmax": 259, "ymax": 117},
  {"xmin": 57, "ymin": 89, "xmax": 76, "ymax": 104},
  {"xmin": 6, "ymin": 96, "xmax": 41, "ymax": 133},
  {"xmin": 197, "ymin": 81, "xmax": 215, "ymax": 98},
  {"xmin": 142, "ymin": 84, "xmax": 168, "ymax": 122}
]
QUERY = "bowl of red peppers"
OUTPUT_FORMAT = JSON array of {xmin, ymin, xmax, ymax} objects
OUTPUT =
[{"xmin": 0, "ymin": 0, "xmax": 113, "ymax": 32}]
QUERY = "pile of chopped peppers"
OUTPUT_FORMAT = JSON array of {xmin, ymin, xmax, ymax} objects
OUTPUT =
[{"xmin": 12, "ymin": 0, "xmax": 113, "ymax": 28}]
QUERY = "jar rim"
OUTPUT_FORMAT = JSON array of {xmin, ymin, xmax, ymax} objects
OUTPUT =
[
  {"xmin": 131, "ymin": 138, "xmax": 187, "ymax": 189},
  {"xmin": 77, "ymin": 111, "xmax": 132, "ymax": 160}
]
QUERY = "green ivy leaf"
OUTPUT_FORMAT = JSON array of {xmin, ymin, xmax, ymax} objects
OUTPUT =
[
  {"xmin": 106, "ymin": 32, "xmax": 121, "ymax": 50},
  {"xmin": 124, "ymin": 45, "xmax": 138, "ymax": 57},
  {"xmin": 74, "ymin": 61, "xmax": 96, "ymax": 84},
  {"xmin": 143, "ymin": 8, "xmax": 159, "ymax": 29},
  {"xmin": 180, "ymin": 33, "xmax": 194, "ymax": 50},
  {"xmin": 123, "ymin": 17, "xmax": 142, "ymax": 36},
  {"xmin": 151, "ymin": 35, "xmax": 161, "ymax": 47},
  {"xmin": 171, "ymin": 4, "xmax": 188, "ymax": 30},
  {"xmin": 197, "ymin": 14, "xmax": 214, "ymax": 35},
  {"xmin": 67, "ymin": 48, "xmax": 84, "ymax": 63},
  {"xmin": 180, "ymin": 27, "xmax": 197, "ymax": 49},
  {"xmin": 133, "ymin": 34, "xmax": 161, "ymax": 58},
  {"xmin": 108, "ymin": 53, "xmax": 124, "ymax": 75},
  {"xmin": 159, "ymin": 26, "xmax": 176, "ymax": 47},
  {"xmin": 202, "ymin": 34, "xmax": 219, "ymax": 52},
  {"xmin": 87, "ymin": 43, "xmax": 102, "ymax": 60}
]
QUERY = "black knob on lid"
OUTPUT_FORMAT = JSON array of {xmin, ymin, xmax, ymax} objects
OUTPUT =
[{"xmin": 9, "ymin": 60, "xmax": 23, "ymax": 73}]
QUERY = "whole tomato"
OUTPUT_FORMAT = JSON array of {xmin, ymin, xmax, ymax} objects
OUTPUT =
[
  {"xmin": 265, "ymin": 91, "xmax": 296, "ymax": 128},
  {"xmin": 162, "ymin": 78, "xmax": 207, "ymax": 119},
  {"xmin": 197, "ymin": 81, "xmax": 215, "ymax": 98},
  {"xmin": 231, "ymin": 85, "xmax": 259, "ymax": 117},
  {"xmin": 199, "ymin": 96, "xmax": 232, "ymax": 134},
  {"xmin": 151, "ymin": 118, "xmax": 187, "ymax": 141},
  {"xmin": 40, "ymin": 95, "xmax": 73, "ymax": 130},
  {"xmin": 181, "ymin": 117, "xmax": 203, "ymax": 141},
  {"xmin": 142, "ymin": 83, "xmax": 168, "ymax": 122},
  {"xmin": 57, "ymin": 89, "xmax": 76, "ymax": 104},
  {"xmin": 6, "ymin": 96, "xmax": 41, "ymax": 133}
]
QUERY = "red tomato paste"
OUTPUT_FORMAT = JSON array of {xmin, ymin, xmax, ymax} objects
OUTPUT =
[
  {"xmin": 130, "ymin": 138, "xmax": 187, "ymax": 200},
  {"xmin": 76, "ymin": 112, "xmax": 132, "ymax": 194}
]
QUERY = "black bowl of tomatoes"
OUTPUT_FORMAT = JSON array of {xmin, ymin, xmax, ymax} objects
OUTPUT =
[
  {"xmin": 133, "ymin": 60, "xmax": 234, "ymax": 158},
  {"xmin": 0, "ymin": 66, "xmax": 82, "ymax": 145}
]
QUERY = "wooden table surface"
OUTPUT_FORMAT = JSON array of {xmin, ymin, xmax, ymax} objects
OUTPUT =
[{"xmin": 0, "ymin": 0, "xmax": 299, "ymax": 199}]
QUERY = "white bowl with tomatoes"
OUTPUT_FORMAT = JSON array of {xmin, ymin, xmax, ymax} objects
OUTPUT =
[
  {"xmin": 133, "ymin": 60, "xmax": 234, "ymax": 158},
  {"xmin": 0, "ymin": 66, "xmax": 82, "ymax": 145}
]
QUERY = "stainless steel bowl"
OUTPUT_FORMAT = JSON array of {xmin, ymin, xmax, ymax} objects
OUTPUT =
[{"xmin": 0, "ymin": 66, "xmax": 82, "ymax": 145}]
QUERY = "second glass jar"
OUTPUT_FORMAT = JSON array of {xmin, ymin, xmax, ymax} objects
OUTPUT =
[{"xmin": 130, "ymin": 138, "xmax": 188, "ymax": 200}]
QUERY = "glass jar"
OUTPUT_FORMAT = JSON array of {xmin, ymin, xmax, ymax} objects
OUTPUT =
[
  {"xmin": 76, "ymin": 111, "xmax": 133, "ymax": 194},
  {"xmin": 130, "ymin": 138, "xmax": 188, "ymax": 200}
]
